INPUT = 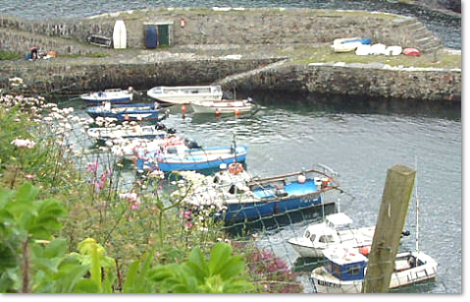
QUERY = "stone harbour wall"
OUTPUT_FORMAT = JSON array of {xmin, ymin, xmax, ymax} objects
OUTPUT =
[
  {"xmin": 0, "ymin": 8, "xmax": 442, "ymax": 55},
  {"xmin": 0, "ymin": 58, "xmax": 279, "ymax": 95},
  {"xmin": 221, "ymin": 63, "xmax": 461, "ymax": 102}
]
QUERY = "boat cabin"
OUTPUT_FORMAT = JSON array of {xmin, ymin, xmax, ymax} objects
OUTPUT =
[
  {"xmin": 302, "ymin": 213, "xmax": 353, "ymax": 246},
  {"xmin": 322, "ymin": 247, "xmax": 368, "ymax": 281},
  {"xmin": 151, "ymin": 86, "xmax": 222, "ymax": 96}
]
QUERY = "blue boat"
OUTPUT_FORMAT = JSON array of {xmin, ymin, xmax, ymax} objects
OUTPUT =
[
  {"xmin": 342, "ymin": 37, "xmax": 371, "ymax": 45},
  {"xmin": 180, "ymin": 166, "xmax": 339, "ymax": 223},
  {"xmin": 86, "ymin": 103, "xmax": 164, "ymax": 121},
  {"xmin": 136, "ymin": 143, "xmax": 248, "ymax": 173},
  {"xmin": 80, "ymin": 88, "xmax": 133, "ymax": 105}
]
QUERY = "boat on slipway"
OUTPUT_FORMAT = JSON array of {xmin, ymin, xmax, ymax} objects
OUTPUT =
[
  {"xmin": 80, "ymin": 88, "xmax": 133, "ymax": 105},
  {"xmin": 147, "ymin": 85, "xmax": 223, "ymax": 105},
  {"xmin": 178, "ymin": 166, "xmax": 340, "ymax": 223}
]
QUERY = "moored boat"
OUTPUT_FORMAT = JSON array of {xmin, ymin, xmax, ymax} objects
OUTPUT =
[
  {"xmin": 310, "ymin": 247, "xmax": 437, "ymax": 293},
  {"xmin": 87, "ymin": 123, "xmax": 176, "ymax": 142},
  {"xmin": 178, "ymin": 167, "xmax": 339, "ymax": 223},
  {"xmin": 80, "ymin": 88, "xmax": 133, "ymax": 105},
  {"xmin": 147, "ymin": 85, "xmax": 223, "ymax": 105},
  {"xmin": 86, "ymin": 103, "xmax": 165, "ymax": 121},
  {"xmin": 136, "ymin": 143, "xmax": 248, "ymax": 173},
  {"xmin": 287, "ymin": 213, "xmax": 375, "ymax": 258},
  {"xmin": 190, "ymin": 98, "xmax": 258, "ymax": 114}
]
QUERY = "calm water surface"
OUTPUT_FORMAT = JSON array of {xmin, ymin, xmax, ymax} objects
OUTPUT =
[{"xmin": 69, "ymin": 92, "xmax": 460, "ymax": 293}]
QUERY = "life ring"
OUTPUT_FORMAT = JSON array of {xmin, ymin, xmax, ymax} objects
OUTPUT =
[{"xmin": 228, "ymin": 162, "xmax": 243, "ymax": 175}]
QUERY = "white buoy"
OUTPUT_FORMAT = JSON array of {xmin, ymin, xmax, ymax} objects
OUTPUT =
[{"xmin": 113, "ymin": 20, "xmax": 127, "ymax": 49}]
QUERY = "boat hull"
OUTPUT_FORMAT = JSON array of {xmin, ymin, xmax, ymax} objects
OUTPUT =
[
  {"xmin": 147, "ymin": 86, "xmax": 223, "ymax": 105},
  {"xmin": 82, "ymin": 96, "xmax": 132, "ymax": 105},
  {"xmin": 86, "ymin": 103, "xmax": 160, "ymax": 121},
  {"xmin": 80, "ymin": 90, "xmax": 133, "ymax": 105},
  {"xmin": 157, "ymin": 146, "xmax": 247, "ymax": 172},
  {"xmin": 287, "ymin": 239, "xmax": 325, "ymax": 258},
  {"xmin": 87, "ymin": 126, "xmax": 168, "ymax": 141},
  {"xmin": 137, "ymin": 145, "xmax": 248, "ymax": 173},
  {"xmin": 223, "ymin": 193, "xmax": 323, "ymax": 222},
  {"xmin": 191, "ymin": 100, "xmax": 254, "ymax": 114}
]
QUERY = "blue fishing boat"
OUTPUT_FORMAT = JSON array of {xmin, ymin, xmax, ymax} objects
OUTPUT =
[
  {"xmin": 86, "ymin": 103, "xmax": 164, "ymax": 121},
  {"xmin": 136, "ymin": 142, "xmax": 248, "ymax": 173},
  {"xmin": 80, "ymin": 88, "xmax": 133, "ymax": 105},
  {"xmin": 179, "ymin": 166, "xmax": 339, "ymax": 223}
]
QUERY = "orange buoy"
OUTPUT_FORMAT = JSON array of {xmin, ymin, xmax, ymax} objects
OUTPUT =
[
  {"xmin": 181, "ymin": 105, "xmax": 187, "ymax": 114},
  {"xmin": 234, "ymin": 109, "xmax": 241, "ymax": 116},
  {"xmin": 215, "ymin": 108, "xmax": 221, "ymax": 116},
  {"xmin": 125, "ymin": 114, "xmax": 130, "ymax": 121}
]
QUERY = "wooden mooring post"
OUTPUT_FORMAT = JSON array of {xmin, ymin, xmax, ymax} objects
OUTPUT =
[{"xmin": 362, "ymin": 165, "xmax": 416, "ymax": 293}]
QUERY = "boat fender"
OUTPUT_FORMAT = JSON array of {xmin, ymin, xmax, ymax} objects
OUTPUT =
[
  {"xmin": 125, "ymin": 114, "xmax": 130, "ymax": 121},
  {"xmin": 228, "ymin": 162, "xmax": 243, "ymax": 175},
  {"xmin": 298, "ymin": 175, "xmax": 306, "ymax": 184}
]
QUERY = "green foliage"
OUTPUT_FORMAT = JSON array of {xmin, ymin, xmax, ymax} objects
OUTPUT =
[
  {"xmin": 0, "ymin": 183, "xmax": 84, "ymax": 293},
  {"xmin": 150, "ymin": 243, "xmax": 254, "ymax": 293},
  {"xmin": 122, "ymin": 247, "xmax": 157, "ymax": 293}
]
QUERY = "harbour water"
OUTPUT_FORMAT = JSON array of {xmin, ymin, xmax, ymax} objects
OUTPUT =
[{"xmin": 65, "ymin": 91, "xmax": 461, "ymax": 293}]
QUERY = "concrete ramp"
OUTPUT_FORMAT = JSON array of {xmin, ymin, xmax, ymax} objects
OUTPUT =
[{"xmin": 213, "ymin": 58, "xmax": 290, "ymax": 91}]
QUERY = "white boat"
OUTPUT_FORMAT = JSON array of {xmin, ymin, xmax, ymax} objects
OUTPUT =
[
  {"xmin": 87, "ymin": 124, "xmax": 173, "ymax": 141},
  {"xmin": 147, "ymin": 85, "xmax": 223, "ymax": 105},
  {"xmin": 190, "ymin": 98, "xmax": 257, "ymax": 114},
  {"xmin": 287, "ymin": 213, "xmax": 375, "ymax": 258},
  {"xmin": 310, "ymin": 247, "xmax": 437, "ymax": 293},
  {"xmin": 311, "ymin": 170, "xmax": 437, "ymax": 293},
  {"xmin": 332, "ymin": 42, "xmax": 363, "ymax": 53},
  {"xmin": 80, "ymin": 88, "xmax": 133, "ymax": 105},
  {"xmin": 113, "ymin": 20, "xmax": 127, "ymax": 49}
]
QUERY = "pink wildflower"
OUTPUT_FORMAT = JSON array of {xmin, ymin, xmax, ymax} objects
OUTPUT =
[
  {"xmin": 181, "ymin": 210, "xmax": 192, "ymax": 220},
  {"xmin": 184, "ymin": 221, "xmax": 193, "ymax": 229},
  {"xmin": 86, "ymin": 161, "xmax": 99, "ymax": 174},
  {"xmin": 92, "ymin": 181, "xmax": 103, "ymax": 190}
]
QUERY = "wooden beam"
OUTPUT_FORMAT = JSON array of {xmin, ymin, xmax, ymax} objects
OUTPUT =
[{"xmin": 362, "ymin": 165, "xmax": 416, "ymax": 293}]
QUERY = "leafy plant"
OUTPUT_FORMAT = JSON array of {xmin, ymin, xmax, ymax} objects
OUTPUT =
[{"xmin": 150, "ymin": 243, "xmax": 254, "ymax": 293}]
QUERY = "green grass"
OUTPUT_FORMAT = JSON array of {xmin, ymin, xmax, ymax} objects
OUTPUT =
[
  {"xmin": 59, "ymin": 52, "xmax": 109, "ymax": 58},
  {"xmin": 0, "ymin": 51, "xmax": 22, "ymax": 61},
  {"xmin": 277, "ymin": 46, "xmax": 461, "ymax": 68}
]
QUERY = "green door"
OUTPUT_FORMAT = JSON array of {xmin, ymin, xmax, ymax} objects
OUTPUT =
[{"xmin": 157, "ymin": 25, "xmax": 170, "ymax": 47}]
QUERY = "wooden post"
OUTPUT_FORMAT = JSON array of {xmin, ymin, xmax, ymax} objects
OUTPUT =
[{"xmin": 362, "ymin": 165, "xmax": 416, "ymax": 293}]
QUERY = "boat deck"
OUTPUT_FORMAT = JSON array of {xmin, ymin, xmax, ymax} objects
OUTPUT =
[{"xmin": 252, "ymin": 179, "xmax": 317, "ymax": 199}]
